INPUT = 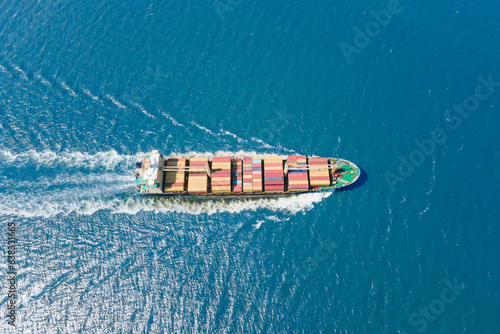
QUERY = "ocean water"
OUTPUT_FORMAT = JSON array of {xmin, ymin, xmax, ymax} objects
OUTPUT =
[{"xmin": 0, "ymin": 0, "xmax": 499, "ymax": 332}]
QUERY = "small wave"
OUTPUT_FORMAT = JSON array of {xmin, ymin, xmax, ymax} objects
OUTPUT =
[
  {"xmin": 418, "ymin": 205, "xmax": 430, "ymax": 215},
  {"xmin": 425, "ymin": 156, "xmax": 436, "ymax": 195}
]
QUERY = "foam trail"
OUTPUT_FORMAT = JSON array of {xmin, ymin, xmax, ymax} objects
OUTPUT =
[
  {"xmin": 106, "ymin": 95, "xmax": 126, "ymax": 109},
  {"xmin": 39, "ymin": 76, "xmax": 52, "ymax": 87},
  {"xmin": 190, "ymin": 121, "xmax": 216, "ymax": 136},
  {"xmin": 418, "ymin": 205, "xmax": 430, "ymax": 215},
  {"xmin": 58, "ymin": 79, "xmax": 77, "ymax": 97},
  {"xmin": 5, "ymin": 173, "xmax": 133, "ymax": 188},
  {"xmin": 0, "ymin": 149, "xmax": 330, "ymax": 218},
  {"xmin": 0, "ymin": 149, "xmax": 142, "ymax": 171},
  {"xmin": 0, "ymin": 149, "xmax": 299, "ymax": 171},
  {"xmin": 190, "ymin": 121, "xmax": 294, "ymax": 153},
  {"xmin": 83, "ymin": 88, "xmax": 99, "ymax": 101},
  {"xmin": 250, "ymin": 137, "xmax": 275, "ymax": 149},
  {"xmin": 0, "ymin": 184, "xmax": 133, "ymax": 218},
  {"xmin": 157, "ymin": 107, "xmax": 186, "ymax": 127},
  {"xmin": 130, "ymin": 101, "xmax": 155, "ymax": 118},
  {"xmin": 221, "ymin": 130, "xmax": 247, "ymax": 143},
  {"xmin": 12, "ymin": 64, "xmax": 27, "ymax": 80},
  {"xmin": 0, "ymin": 191, "xmax": 331, "ymax": 218}
]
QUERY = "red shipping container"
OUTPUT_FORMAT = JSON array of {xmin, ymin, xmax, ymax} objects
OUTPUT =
[
  {"xmin": 287, "ymin": 155, "xmax": 306, "ymax": 160},
  {"xmin": 265, "ymin": 185, "xmax": 284, "ymax": 190},
  {"xmin": 212, "ymin": 157, "xmax": 231, "ymax": 162},
  {"xmin": 308, "ymin": 158, "xmax": 328, "ymax": 164},
  {"xmin": 264, "ymin": 171, "xmax": 283, "ymax": 176},
  {"xmin": 164, "ymin": 182, "xmax": 184, "ymax": 187},
  {"xmin": 265, "ymin": 180, "xmax": 284, "ymax": 185},
  {"xmin": 289, "ymin": 172, "xmax": 308, "ymax": 178}
]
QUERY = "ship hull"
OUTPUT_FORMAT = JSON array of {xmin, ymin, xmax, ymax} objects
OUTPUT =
[
  {"xmin": 134, "ymin": 150, "xmax": 360, "ymax": 197},
  {"xmin": 135, "ymin": 188, "xmax": 336, "ymax": 198}
]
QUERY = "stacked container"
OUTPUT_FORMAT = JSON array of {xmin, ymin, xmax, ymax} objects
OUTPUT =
[
  {"xmin": 211, "ymin": 157, "xmax": 231, "ymax": 193},
  {"xmin": 164, "ymin": 158, "xmax": 186, "ymax": 192},
  {"xmin": 232, "ymin": 158, "xmax": 242, "ymax": 193},
  {"xmin": 264, "ymin": 156, "xmax": 284, "ymax": 192},
  {"xmin": 187, "ymin": 157, "xmax": 208, "ymax": 193},
  {"xmin": 308, "ymin": 158, "xmax": 331, "ymax": 187},
  {"xmin": 287, "ymin": 155, "xmax": 308, "ymax": 191},
  {"xmin": 252, "ymin": 156, "xmax": 263, "ymax": 192},
  {"xmin": 243, "ymin": 157, "xmax": 253, "ymax": 193}
]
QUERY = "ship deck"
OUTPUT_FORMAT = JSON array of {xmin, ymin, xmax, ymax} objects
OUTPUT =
[{"xmin": 134, "ymin": 151, "xmax": 360, "ymax": 196}]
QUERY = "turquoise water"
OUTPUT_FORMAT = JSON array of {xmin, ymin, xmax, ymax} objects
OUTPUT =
[{"xmin": 1, "ymin": 0, "xmax": 499, "ymax": 332}]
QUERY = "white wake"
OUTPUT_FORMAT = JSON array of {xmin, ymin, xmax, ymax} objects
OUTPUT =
[{"xmin": 0, "ymin": 149, "xmax": 329, "ymax": 218}]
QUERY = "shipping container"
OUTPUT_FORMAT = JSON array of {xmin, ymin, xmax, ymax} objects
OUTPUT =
[
  {"xmin": 164, "ymin": 158, "xmax": 187, "ymax": 192},
  {"xmin": 187, "ymin": 158, "xmax": 208, "ymax": 193}
]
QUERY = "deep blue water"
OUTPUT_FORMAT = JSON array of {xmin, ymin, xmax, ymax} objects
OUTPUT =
[{"xmin": 0, "ymin": 0, "xmax": 499, "ymax": 332}]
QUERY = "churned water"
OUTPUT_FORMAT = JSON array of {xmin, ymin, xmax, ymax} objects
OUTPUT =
[{"xmin": 0, "ymin": 0, "xmax": 499, "ymax": 332}]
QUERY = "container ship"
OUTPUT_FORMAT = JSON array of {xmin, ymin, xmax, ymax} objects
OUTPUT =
[{"xmin": 134, "ymin": 150, "xmax": 360, "ymax": 197}]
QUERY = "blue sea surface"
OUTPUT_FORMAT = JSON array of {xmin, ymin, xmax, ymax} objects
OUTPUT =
[{"xmin": 0, "ymin": 0, "xmax": 499, "ymax": 332}]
